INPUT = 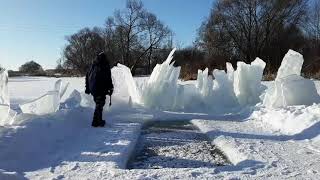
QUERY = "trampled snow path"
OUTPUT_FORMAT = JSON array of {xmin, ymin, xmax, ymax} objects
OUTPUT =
[{"xmin": 0, "ymin": 107, "xmax": 142, "ymax": 180}]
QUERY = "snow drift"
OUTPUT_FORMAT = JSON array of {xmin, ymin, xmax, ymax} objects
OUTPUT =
[
  {"xmin": 264, "ymin": 50, "xmax": 320, "ymax": 108},
  {"xmin": 252, "ymin": 104, "xmax": 320, "ymax": 135}
]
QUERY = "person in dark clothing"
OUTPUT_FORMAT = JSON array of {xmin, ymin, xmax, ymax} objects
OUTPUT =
[{"xmin": 85, "ymin": 52, "xmax": 113, "ymax": 127}]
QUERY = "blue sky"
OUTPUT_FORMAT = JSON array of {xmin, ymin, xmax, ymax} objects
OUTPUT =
[{"xmin": 0, "ymin": 0, "xmax": 214, "ymax": 70}]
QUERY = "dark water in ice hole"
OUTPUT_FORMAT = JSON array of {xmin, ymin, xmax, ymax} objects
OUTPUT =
[{"xmin": 127, "ymin": 121, "xmax": 229, "ymax": 169}]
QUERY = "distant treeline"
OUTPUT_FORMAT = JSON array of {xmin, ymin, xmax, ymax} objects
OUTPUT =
[
  {"xmin": 6, "ymin": 61, "xmax": 75, "ymax": 78},
  {"xmin": 54, "ymin": 0, "xmax": 319, "ymax": 80}
]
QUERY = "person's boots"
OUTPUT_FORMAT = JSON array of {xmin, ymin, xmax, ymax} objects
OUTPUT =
[
  {"xmin": 92, "ymin": 106, "xmax": 105, "ymax": 127},
  {"xmin": 92, "ymin": 96, "xmax": 106, "ymax": 127},
  {"xmin": 97, "ymin": 107, "xmax": 105, "ymax": 127},
  {"xmin": 92, "ymin": 107, "xmax": 100, "ymax": 127},
  {"xmin": 91, "ymin": 120, "xmax": 100, "ymax": 127},
  {"xmin": 98, "ymin": 120, "xmax": 106, "ymax": 127},
  {"xmin": 92, "ymin": 117, "xmax": 105, "ymax": 127}
]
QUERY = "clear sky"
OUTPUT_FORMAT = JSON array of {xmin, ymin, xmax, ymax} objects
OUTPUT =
[{"xmin": 0, "ymin": 0, "xmax": 214, "ymax": 70}]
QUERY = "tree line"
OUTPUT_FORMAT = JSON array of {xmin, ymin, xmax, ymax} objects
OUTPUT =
[
  {"xmin": 59, "ymin": 0, "xmax": 320, "ymax": 79},
  {"xmin": 197, "ymin": 0, "xmax": 320, "ymax": 78}
]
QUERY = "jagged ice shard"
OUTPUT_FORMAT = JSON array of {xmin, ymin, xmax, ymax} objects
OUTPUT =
[
  {"xmin": 111, "ymin": 49, "xmax": 182, "ymax": 110},
  {"xmin": 141, "ymin": 48, "xmax": 182, "ymax": 110},
  {"xmin": 196, "ymin": 68, "xmax": 213, "ymax": 98},
  {"xmin": 0, "ymin": 70, "xmax": 16, "ymax": 125},
  {"xmin": 118, "ymin": 49, "xmax": 267, "ymax": 112},
  {"xmin": 63, "ymin": 90, "xmax": 82, "ymax": 109},
  {"xmin": 0, "ymin": 70, "xmax": 9, "ymax": 105},
  {"xmin": 212, "ymin": 69, "xmax": 239, "ymax": 109},
  {"xmin": 117, "ymin": 48, "xmax": 319, "ymax": 112},
  {"xmin": 113, "ymin": 63, "xmax": 141, "ymax": 104},
  {"xmin": 54, "ymin": 79, "xmax": 69, "ymax": 99},
  {"xmin": 264, "ymin": 50, "xmax": 320, "ymax": 108},
  {"xmin": 233, "ymin": 58, "xmax": 266, "ymax": 106},
  {"xmin": 276, "ymin": 50, "xmax": 304, "ymax": 79},
  {"xmin": 192, "ymin": 67, "xmax": 239, "ymax": 112},
  {"xmin": 20, "ymin": 91, "xmax": 60, "ymax": 115}
]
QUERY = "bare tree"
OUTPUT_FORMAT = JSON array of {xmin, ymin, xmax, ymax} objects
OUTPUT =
[
  {"xmin": 307, "ymin": 0, "xmax": 320, "ymax": 46},
  {"xmin": 198, "ymin": 0, "xmax": 308, "ymax": 72},
  {"xmin": 104, "ymin": 0, "xmax": 172, "ymax": 73},
  {"xmin": 63, "ymin": 27, "xmax": 105, "ymax": 75},
  {"xmin": 303, "ymin": 0, "xmax": 320, "ymax": 74},
  {"xmin": 62, "ymin": 0, "xmax": 172, "ymax": 75},
  {"xmin": 55, "ymin": 58, "xmax": 64, "ymax": 73},
  {"xmin": 133, "ymin": 12, "xmax": 171, "ymax": 73},
  {"xmin": 106, "ymin": 0, "xmax": 145, "ymax": 67}
]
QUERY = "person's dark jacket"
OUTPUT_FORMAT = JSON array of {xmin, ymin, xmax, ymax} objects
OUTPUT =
[{"xmin": 85, "ymin": 53, "xmax": 113, "ymax": 96}]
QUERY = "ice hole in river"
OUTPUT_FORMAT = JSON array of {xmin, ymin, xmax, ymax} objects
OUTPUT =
[{"xmin": 127, "ymin": 121, "xmax": 230, "ymax": 169}]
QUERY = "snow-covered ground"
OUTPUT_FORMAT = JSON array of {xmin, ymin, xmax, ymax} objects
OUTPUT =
[
  {"xmin": 1, "ymin": 49, "xmax": 320, "ymax": 179},
  {"xmin": 0, "ymin": 75, "xmax": 319, "ymax": 179}
]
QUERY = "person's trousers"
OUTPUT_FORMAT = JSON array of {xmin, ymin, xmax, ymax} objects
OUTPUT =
[{"xmin": 93, "ymin": 95, "xmax": 106, "ymax": 122}]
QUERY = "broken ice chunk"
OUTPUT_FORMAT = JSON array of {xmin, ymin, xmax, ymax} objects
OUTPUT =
[
  {"xmin": 20, "ymin": 91, "xmax": 60, "ymax": 115},
  {"xmin": 276, "ymin": 49, "xmax": 304, "ymax": 79},
  {"xmin": 234, "ymin": 58, "xmax": 266, "ymax": 106}
]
